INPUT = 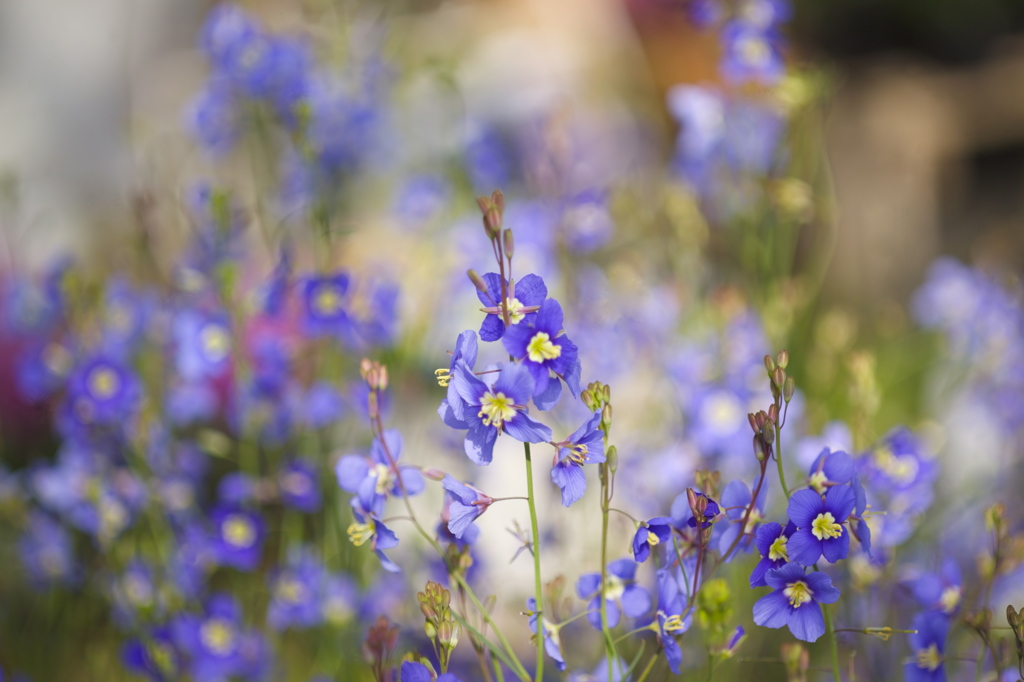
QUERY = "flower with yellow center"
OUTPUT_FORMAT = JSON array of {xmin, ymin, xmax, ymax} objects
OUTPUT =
[
  {"xmin": 916, "ymin": 644, "xmax": 941, "ymax": 671},
  {"xmin": 939, "ymin": 586, "xmax": 961, "ymax": 614},
  {"xmin": 87, "ymin": 366, "xmax": 121, "ymax": 400},
  {"xmin": 526, "ymin": 331, "xmax": 561, "ymax": 363},
  {"xmin": 768, "ymin": 535, "xmax": 789, "ymax": 562},
  {"xmin": 312, "ymin": 283, "xmax": 344, "ymax": 317},
  {"xmin": 783, "ymin": 580, "xmax": 813, "ymax": 608},
  {"xmin": 738, "ymin": 35, "xmax": 771, "ymax": 67},
  {"xmin": 221, "ymin": 514, "xmax": 256, "ymax": 548},
  {"xmin": 811, "ymin": 512, "xmax": 843, "ymax": 541},
  {"xmin": 276, "ymin": 576, "xmax": 309, "ymax": 604},
  {"xmin": 347, "ymin": 518, "xmax": 376, "ymax": 547},
  {"xmin": 506, "ymin": 297, "xmax": 526, "ymax": 324},
  {"xmin": 200, "ymin": 618, "xmax": 237, "ymax": 656},
  {"xmin": 808, "ymin": 470, "xmax": 828, "ymax": 495},
  {"xmin": 200, "ymin": 324, "xmax": 231, "ymax": 363},
  {"xmin": 477, "ymin": 391, "xmax": 517, "ymax": 429}
]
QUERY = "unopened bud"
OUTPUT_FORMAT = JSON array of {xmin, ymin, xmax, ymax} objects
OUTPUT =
[
  {"xmin": 580, "ymin": 390, "xmax": 594, "ymax": 410},
  {"xmin": 425, "ymin": 621, "xmax": 437, "ymax": 640},
  {"xmin": 378, "ymin": 366, "xmax": 389, "ymax": 391},
  {"xmin": 603, "ymin": 384, "xmax": 611, "ymax": 402},
  {"xmin": 503, "ymin": 229, "xmax": 514, "ymax": 259},
  {"xmin": 601, "ymin": 404, "xmax": 612, "ymax": 430},
  {"xmin": 762, "ymin": 426, "xmax": 775, "ymax": 444},
  {"xmin": 784, "ymin": 376, "xmax": 796, "ymax": 402},
  {"xmin": 1007, "ymin": 604, "xmax": 1021, "ymax": 629},
  {"xmin": 777, "ymin": 350, "xmax": 789, "ymax": 369},
  {"xmin": 422, "ymin": 468, "xmax": 447, "ymax": 481},
  {"xmin": 753, "ymin": 435, "xmax": 767, "ymax": 461},
  {"xmin": 764, "ymin": 355, "xmax": 775, "ymax": 374},
  {"xmin": 772, "ymin": 366, "xmax": 786, "ymax": 388},
  {"xmin": 754, "ymin": 411, "xmax": 767, "ymax": 429},
  {"xmin": 607, "ymin": 445, "xmax": 618, "ymax": 473},
  {"xmin": 476, "ymin": 195, "xmax": 491, "ymax": 214},
  {"xmin": 767, "ymin": 404, "xmax": 779, "ymax": 424},
  {"xmin": 468, "ymin": 269, "xmax": 488, "ymax": 294},
  {"xmin": 484, "ymin": 208, "xmax": 502, "ymax": 237},
  {"xmin": 686, "ymin": 488, "xmax": 698, "ymax": 513},
  {"xmin": 491, "ymin": 189, "xmax": 505, "ymax": 212}
]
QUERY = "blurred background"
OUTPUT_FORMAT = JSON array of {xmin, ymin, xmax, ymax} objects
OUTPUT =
[{"xmin": 0, "ymin": 0, "xmax": 1022, "ymax": 680}]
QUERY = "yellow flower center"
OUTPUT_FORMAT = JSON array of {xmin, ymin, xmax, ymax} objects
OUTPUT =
[
  {"xmin": 200, "ymin": 619, "xmax": 237, "ymax": 656},
  {"xmin": 88, "ymin": 366, "xmax": 121, "ymax": 400},
  {"xmin": 739, "ymin": 35, "xmax": 770, "ymax": 66},
  {"xmin": 663, "ymin": 614, "xmax": 686, "ymax": 633},
  {"xmin": 347, "ymin": 519, "xmax": 376, "ymax": 547},
  {"xmin": 566, "ymin": 443, "xmax": 588, "ymax": 466},
  {"xmin": 506, "ymin": 297, "xmax": 526, "ymax": 325},
  {"xmin": 939, "ymin": 586, "xmax": 961, "ymax": 614},
  {"xmin": 372, "ymin": 463, "xmax": 395, "ymax": 496},
  {"xmin": 768, "ymin": 535, "xmax": 789, "ymax": 562},
  {"xmin": 811, "ymin": 512, "xmax": 843, "ymax": 541},
  {"xmin": 478, "ymin": 391, "xmax": 517, "ymax": 428},
  {"xmin": 434, "ymin": 368, "xmax": 451, "ymax": 387},
  {"xmin": 604, "ymin": 574, "xmax": 625, "ymax": 601},
  {"xmin": 526, "ymin": 332, "xmax": 561, "ymax": 363},
  {"xmin": 312, "ymin": 283, "xmax": 344, "ymax": 317},
  {"xmin": 783, "ymin": 580, "xmax": 813, "ymax": 608},
  {"xmin": 647, "ymin": 530, "xmax": 661, "ymax": 547},
  {"xmin": 916, "ymin": 643, "xmax": 941, "ymax": 671},
  {"xmin": 744, "ymin": 508, "xmax": 763, "ymax": 534},
  {"xmin": 200, "ymin": 324, "xmax": 231, "ymax": 363},
  {"xmin": 221, "ymin": 514, "xmax": 256, "ymax": 548},
  {"xmin": 808, "ymin": 470, "xmax": 828, "ymax": 494},
  {"xmin": 873, "ymin": 446, "xmax": 920, "ymax": 484},
  {"xmin": 276, "ymin": 576, "xmax": 309, "ymax": 603}
]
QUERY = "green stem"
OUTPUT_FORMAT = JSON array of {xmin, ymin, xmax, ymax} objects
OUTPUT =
[
  {"xmin": 774, "ymin": 420, "xmax": 790, "ymax": 499},
  {"xmin": 634, "ymin": 653, "xmax": 659, "ymax": 682},
  {"xmin": 822, "ymin": 602, "xmax": 841, "ymax": 682},
  {"xmin": 524, "ymin": 442, "xmax": 545, "ymax": 682},
  {"xmin": 600, "ymin": 464, "xmax": 617, "ymax": 681}
]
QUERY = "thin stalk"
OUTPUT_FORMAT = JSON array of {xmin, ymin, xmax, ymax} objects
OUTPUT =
[
  {"xmin": 774, "ymin": 420, "xmax": 790, "ymax": 499},
  {"xmin": 523, "ymin": 442, "xmax": 545, "ymax": 682},
  {"xmin": 634, "ymin": 653, "xmax": 660, "ymax": 682},
  {"xmin": 822, "ymin": 599, "xmax": 841, "ymax": 682}
]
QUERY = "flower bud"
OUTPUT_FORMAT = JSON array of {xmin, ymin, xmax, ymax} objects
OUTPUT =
[
  {"xmin": 772, "ymin": 366, "xmax": 786, "ymax": 388},
  {"xmin": 491, "ymin": 189, "xmax": 505, "ymax": 212},
  {"xmin": 422, "ymin": 468, "xmax": 447, "ymax": 481},
  {"xmin": 777, "ymin": 349, "xmax": 789, "ymax": 369},
  {"xmin": 1007, "ymin": 604, "xmax": 1021, "ymax": 629},
  {"xmin": 607, "ymin": 445, "xmax": 618, "ymax": 473},
  {"xmin": 753, "ymin": 435, "xmax": 767, "ymax": 461},
  {"xmin": 747, "ymin": 412, "xmax": 758, "ymax": 433},
  {"xmin": 580, "ymin": 390, "xmax": 594, "ymax": 410},
  {"xmin": 503, "ymin": 229, "xmax": 515, "ymax": 259},
  {"xmin": 467, "ymin": 269, "xmax": 488, "ymax": 294},
  {"xmin": 761, "ymin": 425, "xmax": 775, "ymax": 444},
  {"xmin": 764, "ymin": 355, "xmax": 775, "ymax": 374},
  {"xmin": 767, "ymin": 404, "xmax": 779, "ymax": 424},
  {"xmin": 784, "ymin": 376, "xmax": 796, "ymax": 402},
  {"xmin": 601, "ymin": 404, "xmax": 612, "ymax": 431}
]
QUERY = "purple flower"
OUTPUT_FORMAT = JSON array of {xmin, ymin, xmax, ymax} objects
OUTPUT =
[
  {"xmin": 299, "ymin": 273, "xmax": 352, "ymax": 339},
  {"xmin": 440, "ymin": 362, "xmax": 552, "ymax": 466},
  {"xmin": 656, "ymin": 610, "xmax": 686, "ymax": 674},
  {"xmin": 750, "ymin": 521, "xmax": 797, "ymax": 587},
  {"xmin": 335, "ymin": 430, "xmax": 424, "ymax": 516},
  {"xmin": 752, "ymin": 562, "xmax": 840, "ymax": 642},
  {"xmin": 527, "ymin": 597, "xmax": 566, "ymax": 672},
  {"xmin": 301, "ymin": 382, "xmax": 345, "ymax": 428},
  {"xmin": 64, "ymin": 355, "xmax": 141, "ymax": 427},
  {"xmin": 633, "ymin": 517, "xmax": 673, "ymax": 564},
  {"xmin": 908, "ymin": 559, "xmax": 962, "ymax": 615},
  {"xmin": 187, "ymin": 78, "xmax": 240, "ymax": 156},
  {"xmin": 209, "ymin": 507, "xmax": 265, "ymax": 571},
  {"xmin": 904, "ymin": 612, "xmax": 949, "ymax": 682},
  {"xmin": 476, "ymin": 273, "xmax": 547, "ymax": 342},
  {"xmin": 267, "ymin": 550, "xmax": 325, "ymax": 630},
  {"xmin": 173, "ymin": 311, "xmax": 232, "ymax": 381},
  {"xmin": 347, "ymin": 501, "xmax": 400, "ymax": 573},
  {"xmin": 807, "ymin": 448, "xmax": 854, "ymax": 494},
  {"xmin": 550, "ymin": 410, "xmax": 606, "ymax": 507},
  {"xmin": 172, "ymin": 594, "xmax": 254, "ymax": 682},
  {"xmin": 439, "ymin": 330, "xmax": 479, "ymax": 419},
  {"xmin": 279, "ymin": 460, "xmax": 321, "ymax": 513},
  {"xmin": 719, "ymin": 22, "xmax": 785, "ymax": 85},
  {"xmin": 441, "ymin": 475, "xmax": 493, "ymax": 539},
  {"xmin": 502, "ymin": 298, "xmax": 582, "ymax": 405},
  {"xmin": 718, "ymin": 479, "xmax": 767, "ymax": 559},
  {"xmin": 787, "ymin": 486, "xmax": 855, "ymax": 566},
  {"xmin": 576, "ymin": 559, "xmax": 652, "ymax": 631}
]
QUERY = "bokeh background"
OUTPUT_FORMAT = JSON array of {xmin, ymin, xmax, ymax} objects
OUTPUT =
[{"xmin": 0, "ymin": 0, "xmax": 1022, "ymax": 680}]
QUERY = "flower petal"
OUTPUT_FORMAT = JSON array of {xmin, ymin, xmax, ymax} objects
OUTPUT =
[
  {"xmin": 787, "ymin": 489, "xmax": 824, "ymax": 527},
  {"xmin": 752, "ymin": 590, "xmax": 792, "ymax": 629},
  {"xmin": 788, "ymin": 602, "xmax": 825, "ymax": 642},
  {"xmin": 787, "ymin": 529, "xmax": 822, "ymax": 567}
]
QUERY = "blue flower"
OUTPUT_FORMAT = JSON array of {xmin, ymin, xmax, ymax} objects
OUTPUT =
[
  {"xmin": 335, "ymin": 430, "xmax": 424, "ymax": 516},
  {"xmin": 441, "ymin": 475, "xmax": 492, "ymax": 539},
  {"xmin": 719, "ymin": 22, "xmax": 785, "ymax": 85},
  {"xmin": 787, "ymin": 486, "xmax": 855, "ymax": 565},
  {"xmin": 904, "ymin": 612, "xmax": 949, "ymax": 682},
  {"xmin": 752, "ymin": 562, "xmax": 840, "ymax": 642},
  {"xmin": 301, "ymin": 382, "xmax": 345, "ymax": 429},
  {"xmin": 807, "ymin": 448, "xmax": 854, "ymax": 494},
  {"xmin": 502, "ymin": 298, "xmax": 582, "ymax": 405},
  {"xmin": 19, "ymin": 511, "xmax": 76, "ymax": 587},
  {"xmin": 476, "ymin": 273, "xmax": 547, "ymax": 342},
  {"xmin": 209, "ymin": 506, "xmax": 265, "ymax": 571},
  {"xmin": 718, "ymin": 479, "xmax": 766, "ymax": 559},
  {"xmin": 656, "ymin": 610, "xmax": 687, "ymax": 674},
  {"xmin": 526, "ymin": 597, "xmax": 566, "ymax": 672},
  {"xmin": 299, "ymin": 273, "xmax": 352, "ymax": 339},
  {"xmin": 908, "ymin": 559, "xmax": 962, "ymax": 615},
  {"xmin": 64, "ymin": 355, "xmax": 141, "ymax": 427},
  {"xmin": 632, "ymin": 517, "xmax": 673, "ymax": 564},
  {"xmin": 550, "ymin": 410, "xmax": 606, "ymax": 507},
  {"xmin": 187, "ymin": 78, "xmax": 240, "ymax": 155},
  {"xmin": 750, "ymin": 521, "xmax": 797, "ymax": 587},
  {"xmin": 172, "ymin": 593, "xmax": 251, "ymax": 682},
  {"xmin": 347, "ymin": 501, "xmax": 400, "ymax": 573},
  {"xmin": 122, "ymin": 625, "xmax": 180, "ymax": 682},
  {"xmin": 267, "ymin": 550, "xmax": 325, "ymax": 631},
  {"xmin": 576, "ymin": 558, "xmax": 652, "ymax": 630},
  {"xmin": 279, "ymin": 460, "xmax": 321, "ymax": 513},
  {"xmin": 671, "ymin": 491, "xmax": 720, "ymax": 530},
  {"xmin": 173, "ymin": 311, "xmax": 232, "ymax": 381},
  {"xmin": 438, "ymin": 330, "xmax": 479, "ymax": 419},
  {"xmin": 441, "ymin": 362, "xmax": 552, "ymax": 466}
]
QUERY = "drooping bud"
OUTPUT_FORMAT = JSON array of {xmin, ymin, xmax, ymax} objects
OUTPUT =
[
  {"xmin": 468, "ymin": 269, "xmax": 488, "ymax": 294},
  {"xmin": 607, "ymin": 445, "xmax": 618, "ymax": 473},
  {"xmin": 753, "ymin": 435, "xmax": 767, "ymax": 461},
  {"xmin": 761, "ymin": 425, "xmax": 775, "ymax": 444},
  {"xmin": 784, "ymin": 376, "xmax": 796, "ymax": 402}
]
